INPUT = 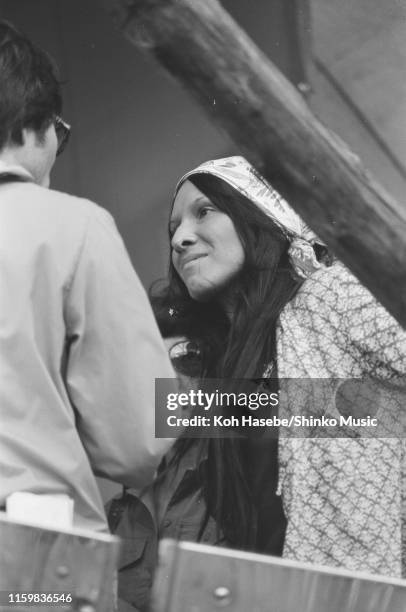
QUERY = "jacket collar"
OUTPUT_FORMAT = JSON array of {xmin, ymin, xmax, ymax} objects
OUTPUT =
[{"xmin": 0, "ymin": 161, "xmax": 35, "ymax": 182}]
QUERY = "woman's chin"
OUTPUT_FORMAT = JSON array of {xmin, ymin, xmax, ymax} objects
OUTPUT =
[{"xmin": 187, "ymin": 288, "xmax": 212, "ymax": 302}]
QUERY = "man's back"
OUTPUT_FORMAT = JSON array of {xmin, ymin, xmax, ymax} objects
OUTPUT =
[{"xmin": 0, "ymin": 176, "xmax": 175, "ymax": 531}]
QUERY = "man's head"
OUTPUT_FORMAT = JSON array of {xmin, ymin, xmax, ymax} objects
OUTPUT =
[{"xmin": 0, "ymin": 21, "xmax": 67, "ymax": 186}]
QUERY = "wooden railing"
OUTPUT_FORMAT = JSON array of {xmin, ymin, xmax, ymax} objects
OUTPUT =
[
  {"xmin": 0, "ymin": 515, "xmax": 119, "ymax": 612},
  {"xmin": 152, "ymin": 539, "xmax": 406, "ymax": 612}
]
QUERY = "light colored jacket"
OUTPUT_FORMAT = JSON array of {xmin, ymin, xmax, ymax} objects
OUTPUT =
[{"xmin": 0, "ymin": 163, "xmax": 175, "ymax": 532}]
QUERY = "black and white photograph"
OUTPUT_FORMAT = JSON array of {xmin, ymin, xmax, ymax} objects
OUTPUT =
[{"xmin": 0, "ymin": 1, "xmax": 405, "ymax": 611}]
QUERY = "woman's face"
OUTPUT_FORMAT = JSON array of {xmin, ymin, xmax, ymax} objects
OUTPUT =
[{"xmin": 170, "ymin": 180, "xmax": 245, "ymax": 301}]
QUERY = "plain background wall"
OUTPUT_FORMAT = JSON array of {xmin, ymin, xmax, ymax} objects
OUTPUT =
[{"xmin": 310, "ymin": 0, "xmax": 406, "ymax": 204}]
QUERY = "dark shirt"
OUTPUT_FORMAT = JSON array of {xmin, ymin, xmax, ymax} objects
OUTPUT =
[{"xmin": 107, "ymin": 437, "xmax": 285, "ymax": 611}]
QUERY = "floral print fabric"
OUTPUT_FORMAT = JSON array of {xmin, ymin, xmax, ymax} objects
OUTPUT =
[{"xmin": 277, "ymin": 262, "xmax": 406, "ymax": 577}]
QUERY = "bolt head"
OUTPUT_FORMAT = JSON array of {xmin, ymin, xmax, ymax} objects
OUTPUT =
[
  {"xmin": 56, "ymin": 565, "xmax": 70, "ymax": 578},
  {"xmin": 213, "ymin": 586, "xmax": 232, "ymax": 606}
]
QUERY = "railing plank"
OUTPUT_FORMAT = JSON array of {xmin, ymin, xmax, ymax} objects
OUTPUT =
[
  {"xmin": 0, "ymin": 515, "xmax": 120, "ymax": 612},
  {"xmin": 152, "ymin": 539, "xmax": 406, "ymax": 612}
]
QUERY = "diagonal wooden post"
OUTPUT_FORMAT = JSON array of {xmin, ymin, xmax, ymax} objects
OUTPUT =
[{"xmin": 104, "ymin": 0, "xmax": 406, "ymax": 329}]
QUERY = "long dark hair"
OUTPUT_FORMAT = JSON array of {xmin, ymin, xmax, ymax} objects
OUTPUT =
[{"xmin": 151, "ymin": 173, "xmax": 303, "ymax": 549}]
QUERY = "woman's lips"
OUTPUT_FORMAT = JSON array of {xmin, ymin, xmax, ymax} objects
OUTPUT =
[{"xmin": 181, "ymin": 253, "xmax": 207, "ymax": 269}]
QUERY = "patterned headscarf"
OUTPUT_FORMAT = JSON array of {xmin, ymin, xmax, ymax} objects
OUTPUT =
[{"xmin": 175, "ymin": 156, "xmax": 327, "ymax": 280}]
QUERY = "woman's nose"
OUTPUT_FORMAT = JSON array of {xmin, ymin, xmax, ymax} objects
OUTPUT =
[{"xmin": 171, "ymin": 224, "xmax": 197, "ymax": 252}]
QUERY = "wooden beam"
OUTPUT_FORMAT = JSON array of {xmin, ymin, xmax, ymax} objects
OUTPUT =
[{"xmin": 104, "ymin": 0, "xmax": 406, "ymax": 328}]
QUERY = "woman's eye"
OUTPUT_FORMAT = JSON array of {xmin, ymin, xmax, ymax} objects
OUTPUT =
[{"xmin": 197, "ymin": 206, "xmax": 213, "ymax": 219}]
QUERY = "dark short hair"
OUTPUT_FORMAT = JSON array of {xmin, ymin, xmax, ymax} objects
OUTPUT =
[{"xmin": 0, "ymin": 20, "xmax": 62, "ymax": 150}]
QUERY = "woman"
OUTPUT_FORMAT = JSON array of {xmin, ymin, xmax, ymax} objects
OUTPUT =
[
  {"xmin": 110, "ymin": 156, "xmax": 405, "ymax": 609},
  {"xmin": 160, "ymin": 156, "xmax": 405, "ymax": 576}
]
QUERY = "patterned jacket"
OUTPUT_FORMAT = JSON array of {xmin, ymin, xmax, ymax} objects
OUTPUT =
[{"xmin": 277, "ymin": 261, "xmax": 406, "ymax": 577}]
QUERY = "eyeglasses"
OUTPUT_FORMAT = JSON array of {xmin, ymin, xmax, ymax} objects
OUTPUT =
[{"xmin": 54, "ymin": 116, "xmax": 71, "ymax": 156}]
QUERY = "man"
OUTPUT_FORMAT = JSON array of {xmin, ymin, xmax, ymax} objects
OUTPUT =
[{"xmin": 0, "ymin": 21, "xmax": 175, "ymax": 532}]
